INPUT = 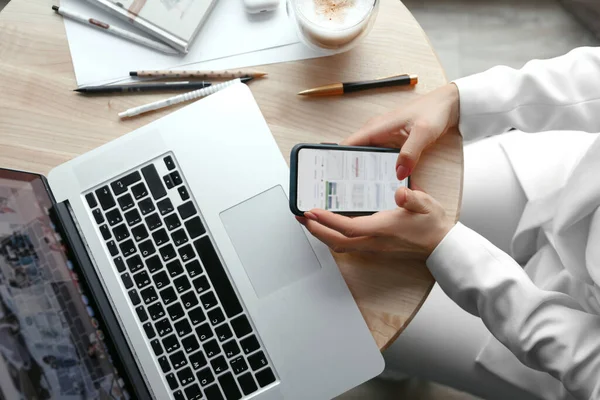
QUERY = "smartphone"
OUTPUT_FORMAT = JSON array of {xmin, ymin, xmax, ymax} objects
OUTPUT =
[{"xmin": 289, "ymin": 143, "xmax": 409, "ymax": 216}]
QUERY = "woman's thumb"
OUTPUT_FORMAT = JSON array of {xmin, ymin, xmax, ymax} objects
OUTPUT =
[
  {"xmin": 396, "ymin": 123, "xmax": 433, "ymax": 180},
  {"xmin": 395, "ymin": 187, "xmax": 430, "ymax": 214}
]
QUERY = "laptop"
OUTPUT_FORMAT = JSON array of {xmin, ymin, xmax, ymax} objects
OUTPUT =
[{"xmin": 0, "ymin": 83, "xmax": 384, "ymax": 399}]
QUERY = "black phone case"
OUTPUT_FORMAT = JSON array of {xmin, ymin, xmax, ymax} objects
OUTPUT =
[{"xmin": 289, "ymin": 143, "xmax": 409, "ymax": 216}]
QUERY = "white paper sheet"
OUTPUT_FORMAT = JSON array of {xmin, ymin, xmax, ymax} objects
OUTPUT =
[{"xmin": 63, "ymin": 0, "xmax": 302, "ymax": 86}]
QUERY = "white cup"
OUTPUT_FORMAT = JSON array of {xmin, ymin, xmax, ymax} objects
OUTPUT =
[{"xmin": 287, "ymin": 0, "xmax": 379, "ymax": 53}]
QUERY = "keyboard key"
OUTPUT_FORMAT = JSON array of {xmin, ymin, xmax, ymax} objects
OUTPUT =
[
  {"xmin": 163, "ymin": 174, "xmax": 174, "ymax": 189},
  {"xmin": 121, "ymin": 272, "xmax": 133, "ymax": 289},
  {"xmin": 145, "ymin": 213, "xmax": 162, "ymax": 230},
  {"xmin": 139, "ymin": 239, "xmax": 156, "ymax": 257},
  {"xmin": 173, "ymin": 390, "xmax": 185, "ymax": 400},
  {"xmin": 177, "ymin": 367, "xmax": 194, "ymax": 386},
  {"xmin": 237, "ymin": 372, "xmax": 257, "ymax": 396},
  {"xmin": 112, "ymin": 224, "xmax": 129, "ymax": 242},
  {"xmin": 118, "ymin": 193, "xmax": 135, "ymax": 211},
  {"xmin": 107, "ymin": 240, "xmax": 119, "ymax": 257},
  {"xmin": 218, "ymin": 372, "xmax": 242, "ymax": 399},
  {"xmin": 99, "ymin": 224, "xmax": 111, "ymax": 240},
  {"xmin": 141, "ymin": 164, "xmax": 167, "ymax": 200},
  {"xmin": 131, "ymin": 182, "xmax": 148, "ymax": 200},
  {"xmin": 178, "ymin": 244, "xmax": 195, "ymax": 262},
  {"xmin": 146, "ymin": 255, "xmax": 163, "ymax": 273},
  {"xmin": 114, "ymin": 256, "xmax": 126, "ymax": 272},
  {"xmin": 111, "ymin": 171, "xmax": 141, "ymax": 196},
  {"xmin": 204, "ymin": 384, "xmax": 223, "ymax": 400},
  {"xmin": 93, "ymin": 208, "xmax": 104, "ymax": 224},
  {"xmin": 203, "ymin": 339, "xmax": 220, "ymax": 358},
  {"xmin": 128, "ymin": 289, "xmax": 141, "ymax": 306},
  {"xmin": 184, "ymin": 384, "xmax": 202, "ymax": 400},
  {"xmin": 178, "ymin": 186, "xmax": 189, "ymax": 201},
  {"xmin": 208, "ymin": 308, "xmax": 225, "ymax": 326},
  {"xmin": 185, "ymin": 216, "xmax": 206, "ymax": 240},
  {"xmin": 174, "ymin": 319, "xmax": 192, "ymax": 337},
  {"xmin": 148, "ymin": 302, "xmax": 166, "ymax": 320},
  {"xmin": 160, "ymin": 244, "xmax": 177, "ymax": 262},
  {"xmin": 185, "ymin": 260, "xmax": 202, "ymax": 278},
  {"xmin": 160, "ymin": 286, "xmax": 177, "ymax": 305},
  {"xmin": 193, "ymin": 275, "xmax": 210, "ymax": 294},
  {"xmin": 189, "ymin": 351, "xmax": 207, "ymax": 370},
  {"xmin": 230, "ymin": 356, "xmax": 248, "ymax": 375},
  {"xmin": 197, "ymin": 368, "xmax": 215, "ymax": 387},
  {"xmin": 106, "ymin": 209, "xmax": 123, "ymax": 226},
  {"xmin": 119, "ymin": 239, "xmax": 136, "ymax": 258},
  {"xmin": 141, "ymin": 286, "xmax": 158, "ymax": 304},
  {"xmin": 223, "ymin": 340, "xmax": 241, "ymax": 359},
  {"xmin": 133, "ymin": 270, "xmax": 151, "ymax": 289},
  {"xmin": 255, "ymin": 367, "xmax": 276, "ymax": 387},
  {"xmin": 162, "ymin": 334, "xmax": 180, "ymax": 353},
  {"xmin": 181, "ymin": 290, "xmax": 199, "ymax": 309},
  {"xmin": 167, "ymin": 302, "xmax": 185, "ymax": 321},
  {"xmin": 152, "ymin": 228, "xmax": 169, "ymax": 246},
  {"xmin": 215, "ymin": 324, "xmax": 233, "ymax": 343},
  {"xmin": 164, "ymin": 156, "xmax": 175, "ymax": 170},
  {"xmin": 135, "ymin": 305, "xmax": 148, "ymax": 322},
  {"xmin": 125, "ymin": 209, "xmax": 142, "ymax": 226},
  {"xmin": 200, "ymin": 292, "xmax": 218, "ymax": 310},
  {"xmin": 155, "ymin": 318, "xmax": 173, "ymax": 336},
  {"xmin": 131, "ymin": 224, "xmax": 149, "ymax": 241},
  {"xmin": 248, "ymin": 351, "xmax": 267, "ymax": 371},
  {"xmin": 167, "ymin": 259, "xmax": 184, "ymax": 277},
  {"xmin": 240, "ymin": 335, "xmax": 260, "ymax": 355},
  {"xmin": 172, "ymin": 229, "xmax": 188, "ymax": 246},
  {"xmin": 174, "ymin": 275, "xmax": 191, "ymax": 293},
  {"xmin": 165, "ymin": 213, "xmax": 181, "ymax": 231},
  {"xmin": 157, "ymin": 198, "xmax": 174, "ymax": 216},
  {"xmin": 189, "ymin": 306, "xmax": 206, "ymax": 325},
  {"xmin": 95, "ymin": 186, "xmax": 115, "ymax": 210},
  {"xmin": 151, "ymin": 339, "xmax": 164, "ymax": 357},
  {"xmin": 169, "ymin": 350, "xmax": 188, "ymax": 370},
  {"xmin": 152, "ymin": 270, "xmax": 169, "ymax": 290},
  {"xmin": 194, "ymin": 236, "xmax": 242, "ymax": 318},
  {"xmin": 178, "ymin": 201, "xmax": 196, "ymax": 220},
  {"xmin": 231, "ymin": 316, "xmax": 252, "ymax": 338},
  {"xmin": 196, "ymin": 323, "xmax": 214, "ymax": 342},
  {"xmin": 139, "ymin": 198, "xmax": 155, "ymax": 215},
  {"xmin": 143, "ymin": 322, "xmax": 156, "ymax": 339},
  {"xmin": 158, "ymin": 356, "xmax": 171, "ymax": 373},
  {"xmin": 182, "ymin": 334, "xmax": 200, "ymax": 353},
  {"xmin": 170, "ymin": 171, "xmax": 183, "ymax": 186},
  {"xmin": 126, "ymin": 255, "xmax": 143, "ymax": 273},
  {"xmin": 85, "ymin": 192, "xmax": 98, "ymax": 208},
  {"xmin": 165, "ymin": 372, "xmax": 178, "ymax": 390},
  {"xmin": 211, "ymin": 356, "xmax": 228, "ymax": 375}
]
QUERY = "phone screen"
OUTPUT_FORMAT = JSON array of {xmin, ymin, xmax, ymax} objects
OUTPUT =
[{"xmin": 296, "ymin": 148, "xmax": 408, "ymax": 213}]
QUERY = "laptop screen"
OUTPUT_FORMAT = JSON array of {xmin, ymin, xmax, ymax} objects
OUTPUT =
[{"xmin": 0, "ymin": 169, "xmax": 131, "ymax": 399}]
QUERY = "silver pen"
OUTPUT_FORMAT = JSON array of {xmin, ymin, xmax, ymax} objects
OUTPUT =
[{"xmin": 52, "ymin": 5, "xmax": 180, "ymax": 55}]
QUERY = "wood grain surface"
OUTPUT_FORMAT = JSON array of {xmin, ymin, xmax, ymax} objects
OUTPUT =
[{"xmin": 0, "ymin": 0, "xmax": 463, "ymax": 350}]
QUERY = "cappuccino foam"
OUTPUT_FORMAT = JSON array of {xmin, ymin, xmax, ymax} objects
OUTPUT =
[{"xmin": 298, "ymin": 0, "xmax": 372, "ymax": 30}]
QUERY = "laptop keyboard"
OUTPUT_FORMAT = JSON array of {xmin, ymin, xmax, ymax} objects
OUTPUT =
[{"xmin": 85, "ymin": 154, "xmax": 276, "ymax": 400}]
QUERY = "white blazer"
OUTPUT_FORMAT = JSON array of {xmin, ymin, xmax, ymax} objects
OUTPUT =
[{"xmin": 427, "ymin": 47, "xmax": 600, "ymax": 400}]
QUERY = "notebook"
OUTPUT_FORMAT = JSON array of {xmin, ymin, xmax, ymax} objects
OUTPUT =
[{"xmin": 86, "ymin": 0, "xmax": 217, "ymax": 53}]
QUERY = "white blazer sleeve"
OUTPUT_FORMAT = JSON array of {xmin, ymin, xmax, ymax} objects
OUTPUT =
[
  {"xmin": 453, "ymin": 46, "xmax": 600, "ymax": 141},
  {"xmin": 427, "ymin": 223, "xmax": 600, "ymax": 400}
]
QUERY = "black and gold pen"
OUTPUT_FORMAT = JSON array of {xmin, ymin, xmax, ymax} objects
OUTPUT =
[{"xmin": 298, "ymin": 74, "xmax": 418, "ymax": 96}]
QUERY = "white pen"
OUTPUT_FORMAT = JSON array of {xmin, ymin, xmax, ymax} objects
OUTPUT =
[
  {"xmin": 118, "ymin": 78, "xmax": 249, "ymax": 118},
  {"xmin": 52, "ymin": 5, "xmax": 179, "ymax": 55}
]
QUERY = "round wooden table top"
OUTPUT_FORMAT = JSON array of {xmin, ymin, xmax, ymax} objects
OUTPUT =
[{"xmin": 0, "ymin": 0, "xmax": 463, "ymax": 350}]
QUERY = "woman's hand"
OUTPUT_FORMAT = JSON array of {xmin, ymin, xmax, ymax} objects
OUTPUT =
[
  {"xmin": 297, "ymin": 186, "xmax": 454, "ymax": 256},
  {"xmin": 342, "ymin": 84, "xmax": 460, "ymax": 180}
]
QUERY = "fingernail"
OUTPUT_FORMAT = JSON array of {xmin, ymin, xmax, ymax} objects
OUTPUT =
[
  {"xmin": 304, "ymin": 211, "xmax": 318, "ymax": 221},
  {"xmin": 396, "ymin": 165, "xmax": 410, "ymax": 180}
]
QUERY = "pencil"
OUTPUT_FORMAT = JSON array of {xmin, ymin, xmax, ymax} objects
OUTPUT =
[
  {"xmin": 75, "ymin": 81, "xmax": 211, "ymax": 94},
  {"xmin": 298, "ymin": 74, "xmax": 418, "ymax": 96},
  {"xmin": 129, "ymin": 69, "xmax": 268, "ymax": 79}
]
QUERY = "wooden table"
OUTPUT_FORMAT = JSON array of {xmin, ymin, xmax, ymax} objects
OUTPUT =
[{"xmin": 0, "ymin": 0, "xmax": 462, "ymax": 350}]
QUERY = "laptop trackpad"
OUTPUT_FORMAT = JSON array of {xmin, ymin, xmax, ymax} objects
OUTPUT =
[{"xmin": 220, "ymin": 185, "xmax": 321, "ymax": 299}]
